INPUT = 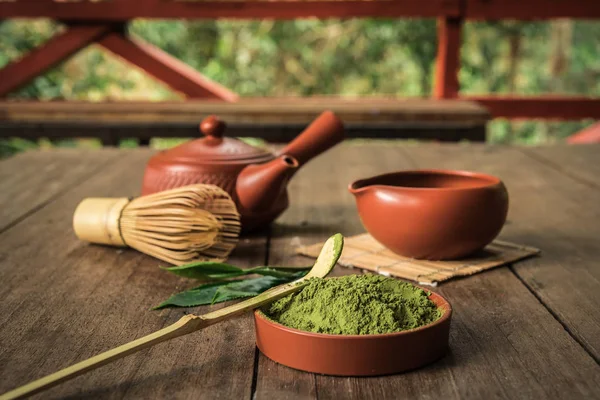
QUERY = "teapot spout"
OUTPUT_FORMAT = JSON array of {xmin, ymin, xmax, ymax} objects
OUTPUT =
[
  {"xmin": 236, "ymin": 155, "xmax": 299, "ymax": 213},
  {"xmin": 277, "ymin": 111, "xmax": 344, "ymax": 169}
]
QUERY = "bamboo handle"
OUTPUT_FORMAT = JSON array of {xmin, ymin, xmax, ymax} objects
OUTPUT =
[{"xmin": 0, "ymin": 315, "xmax": 205, "ymax": 400}]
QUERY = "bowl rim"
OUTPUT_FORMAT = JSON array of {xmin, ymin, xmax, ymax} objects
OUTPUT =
[
  {"xmin": 348, "ymin": 169, "xmax": 503, "ymax": 194},
  {"xmin": 254, "ymin": 289, "xmax": 452, "ymax": 340}
]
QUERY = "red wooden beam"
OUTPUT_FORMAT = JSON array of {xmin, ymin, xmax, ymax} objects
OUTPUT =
[
  {"xmin": 0, "ymin": 24, "xmax": 112, "ymax": 96},
  {"xmin": 464, "ymin": 0, "xmax": 600, "ymax": 19},
  {"xmin": 98, "ymin": 33, "xmax": 238, "ymax": 101},
  {"xmin": 434, "ymin": 17, "xmax": 462, "ymax": 99},
  {"xmin": 0, "ymin": 0, "xmax": 462, "ymax": 20},
  {"xmin": 3, "ymin": 0, "xmax": 598, "ymax": 20},
  {"xmin": 466, "ymin": 96, "xmax": 600, "ymax": 119}
]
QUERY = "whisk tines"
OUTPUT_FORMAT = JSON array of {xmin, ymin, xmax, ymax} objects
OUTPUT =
[{"xmin": 73, "ymin": 184, "xmax": 241, "ymax": 265}]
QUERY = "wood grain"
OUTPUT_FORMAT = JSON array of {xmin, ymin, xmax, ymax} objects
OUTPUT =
[
  {"xmin": 256, "ymin": 143, "xmax": 600, "ymax": 399},
  {"xmin": 0, "ymin": 148, "xmax": 121, "ymax": 232},
  {"xmin": 521, "ymin": 144, "xmax": 600, "ymax": 191},
  {"xmin": 0, "ymin": 121, "xmax": 487, "ymax": 143},
  {"xmin": 0, "ymin": 99, "xmax": 489, "ymax": 142},
  {"xmin": 2, "ymin": 144, "xmax": 599, "ymax": 399},
  {"xmin": 403, "ymin": 143, "xmax": 600, "ymax": 361},
  {"xmin": 0, "ymin": 149, "xmax": 263, "ymax": 398},
  {"xmin": 0, "ymin": 99, "xmax": 490, "ymax": 124}
]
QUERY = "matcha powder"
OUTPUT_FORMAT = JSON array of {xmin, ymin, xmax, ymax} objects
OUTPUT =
[{"xmin": 264, "ymin": 274, "xmax": 442, "ymax": 335}]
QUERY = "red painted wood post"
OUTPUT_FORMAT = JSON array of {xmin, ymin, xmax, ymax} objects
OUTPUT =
[
  {"xmin": 0, "ymin": 24, "xmax": 112, "ymax": 97},
  {"xmin": 433, "ymin": 16, "xmax": 463, "ymax": 99}
]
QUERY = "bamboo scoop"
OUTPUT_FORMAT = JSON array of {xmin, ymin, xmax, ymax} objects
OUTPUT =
[{"xmin": 1, "ymin": 234, "xmax": 344, "ymax": 400}]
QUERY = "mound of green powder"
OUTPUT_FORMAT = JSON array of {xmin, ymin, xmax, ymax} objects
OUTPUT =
[{"xmin": 264, "ymin": 274, "xmax": 441, "ymax": 335}]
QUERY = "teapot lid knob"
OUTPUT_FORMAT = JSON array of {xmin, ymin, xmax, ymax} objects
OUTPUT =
[{"xmin": 200, "ymin": 115, "xmax": 226, "ymax": 139}]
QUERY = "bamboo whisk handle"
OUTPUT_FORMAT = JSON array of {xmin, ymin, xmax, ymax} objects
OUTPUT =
[{"xmin": 73, "ymin": 198, "xmax": 130, "ymax": 246}]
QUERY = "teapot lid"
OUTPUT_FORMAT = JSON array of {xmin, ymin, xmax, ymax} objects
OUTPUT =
[{"xmin": 159, "ymin": 115, "xmax": 273, "ymax": 164}]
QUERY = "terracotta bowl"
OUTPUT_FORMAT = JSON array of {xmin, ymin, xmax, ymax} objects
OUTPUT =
[
  {"xmin": 254, "ymin": 291, "xmax": 452, "ymax": 376},
  {"xmin": 349, "ymin": 170, "xmax": 509, "ymax": 260}
]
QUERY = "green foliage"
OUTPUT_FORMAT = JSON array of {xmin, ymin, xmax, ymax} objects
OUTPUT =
[
  {"xmin": 0, "ymin": 138, "xmax": 38, "ymax": 158},
  {"xmin": 1, "ymin": 18, "xmax": 599, "ymax": 147},
  {"xmin": 153, "ymin": 271, "xmax": 306, "ymax": 309},
  {"xmin": 161, "ymin": 261, "xmax": 307, "ymax": 280},
  {"xmin": 153, "ymin": 259, "xmax": 308, "ymax": 309}
]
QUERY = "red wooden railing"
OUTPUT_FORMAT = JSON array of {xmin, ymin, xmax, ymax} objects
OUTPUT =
[{"xmin": 0, "ymin": 0, "xmax": 599, "ymax": 121}]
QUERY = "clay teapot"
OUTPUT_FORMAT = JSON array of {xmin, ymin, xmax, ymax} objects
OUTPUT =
[{"xmin": 142, "ymin": 111, "xmax": 344, "ymax": 231}]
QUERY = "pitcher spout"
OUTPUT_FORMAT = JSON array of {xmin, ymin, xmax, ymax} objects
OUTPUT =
[
  {"xmin": 236, "ymin": 155, "xmax": 299, "ymax": 213},
  {"xmin": 348, "ymin": 177, "xmax": 375, "ymax": 198}
]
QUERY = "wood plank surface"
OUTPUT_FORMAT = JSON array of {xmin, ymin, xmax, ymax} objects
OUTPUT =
[
  {"xmin": 0, "ymin": 149, "xmax": 263, "ymax": 398},
  {"xmin": 403, "ymin": 143, "xmax": 600, "ymax": 361},
  {"xmin": 1, "ymin": 144, "xmax": 599, "ymax": 399},
  {"xmin": 256, "ymin": 143, "xmax": 600, "ymax": 399},
  {"xmin": 521, "ymin": 144, "xmax": 600, "ymax": 190},
  {"xmin": 0, "ymin": 149, "xmax": 121, "ymax": 232}
]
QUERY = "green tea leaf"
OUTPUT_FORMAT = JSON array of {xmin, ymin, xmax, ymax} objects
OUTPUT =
[
  {"xmin": 161, "ymin": 261, "xmax": 310, "ymax": 281},
  {"xmin": 247, "ymin": 267, "xmax": 306, "ymax": 279},
  {"xmin": 160, "ymin": 262, "xmax": 244, "ymax": 280},
  {"xmin": 211, "ymin": 272, "xmax": 305, "ymax": 303},
  {"xmin": 152, "ymin": 281, "xmax": 230, "ymax": 310},
  {"xmin": 154, "ymin": 271, "xmax": 306, "ymax": 310}
]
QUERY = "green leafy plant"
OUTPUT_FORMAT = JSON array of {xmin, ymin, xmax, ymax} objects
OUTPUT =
[{"xmin": 154, "ymin": 261, "xmax": 309, "ymax": 309}]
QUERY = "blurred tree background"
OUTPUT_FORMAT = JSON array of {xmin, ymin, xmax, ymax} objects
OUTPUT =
[{"xmin": 0, "ymin": 18, "xmax": 598, "ymax": 156}]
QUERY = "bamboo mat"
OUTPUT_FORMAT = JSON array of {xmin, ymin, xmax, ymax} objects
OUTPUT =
[{"xmin": 296, "ymin": 233, "xmax": 540, "ymax": 286}]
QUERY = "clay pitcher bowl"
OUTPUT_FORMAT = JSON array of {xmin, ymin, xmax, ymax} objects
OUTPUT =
[
  {"xmin": 141, "ymin": 111, "xmax": 344, "ymax": 231},
  {"xmin": 349, "ymin": 170, "xmax": 509, "ymax": 260}
]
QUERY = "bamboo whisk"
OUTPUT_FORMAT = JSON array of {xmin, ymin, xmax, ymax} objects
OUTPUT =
[{"xmin": 73, "ymin": 184, "xmax": 241, "ymax": 265}]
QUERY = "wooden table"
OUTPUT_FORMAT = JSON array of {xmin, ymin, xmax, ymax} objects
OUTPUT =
[{"xmin": 1, "ymin": 143, "xmax": 599, "ymax": 399}]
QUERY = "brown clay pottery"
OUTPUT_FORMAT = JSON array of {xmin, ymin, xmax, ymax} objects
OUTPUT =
[
  {"xmin": 142, "ymin": 111, "xmax": 344, "ymax": 231},
  {"xmin": 254, "ymin": 291, "xmax": 451, "ymax": 376},
  {"xmin": 349, "ymin": 170, "xmax": 509, "ymax": 260}
]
